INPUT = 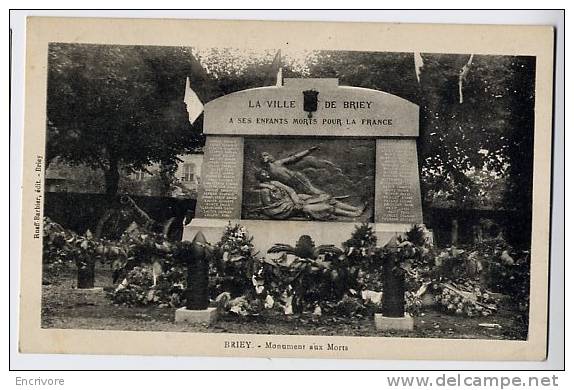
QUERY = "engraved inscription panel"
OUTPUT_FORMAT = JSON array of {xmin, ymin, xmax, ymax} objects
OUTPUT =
[
  {"xmin": 196, "ymin": 137, "xmax": 244, "ymax": 219},
  {"xmin": 375, "ymin": 139, "xmax": 423, "ymax": 224},
  {"xmin": 204, "ymin": 78, "xmax": 419, "ymax": 137}
]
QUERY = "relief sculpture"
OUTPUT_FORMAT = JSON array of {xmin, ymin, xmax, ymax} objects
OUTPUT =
[{"xmin": 242, "ymin": 138, "xmax": 375, "ymax": 222}]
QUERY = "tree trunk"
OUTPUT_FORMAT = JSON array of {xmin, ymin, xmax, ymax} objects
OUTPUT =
[
  {"xmin": 159, "ymin": 162, "xmax": 176, "ymax": 197},
  {"xmin": 451, "ymin": 218, "xmax": 459, "ymax": 245},
  {"xmin": 415, "ymin": 107, "xmax": 429, "ymax": 210},
  {"xmin": 104, "ymin": 159, "xmax": 120, "ymax": 197}
]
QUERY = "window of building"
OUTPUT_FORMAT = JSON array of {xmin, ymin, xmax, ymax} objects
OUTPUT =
[
  {"xmin": 134, "ymin": 170, "xmax": 147, "ymax": 181},
  {"xmin": 182, "ymin": 163, "xmax": 196, "ymax": 182}
]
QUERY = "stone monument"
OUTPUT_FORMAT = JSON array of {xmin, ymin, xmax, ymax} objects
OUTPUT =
[{"xmin": 184, "ymin": 78, "xmax": 423, "ymax": 254}]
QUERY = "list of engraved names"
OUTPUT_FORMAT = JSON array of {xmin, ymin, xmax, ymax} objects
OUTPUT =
[
  {"xmin": 198, "ymin": 137, "xmax": 243, "ymax": 219},
  {"xmin": 376, "ymin": 140, "xmax": 420, "ymax": 223}
]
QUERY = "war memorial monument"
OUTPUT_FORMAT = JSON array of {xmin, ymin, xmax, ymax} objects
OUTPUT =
[{"xmin": 184, "ymin": 78, "xmax": 423, "ymax": 253}]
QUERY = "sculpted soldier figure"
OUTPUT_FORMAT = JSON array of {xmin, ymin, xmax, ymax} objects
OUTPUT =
[
  {"xmin": 260, "ymin": 146, "xmax": 326, "ymax": 196},
  {"xmin": 253, "ymin": 170, "xmax": 365, "ymax": 221}
]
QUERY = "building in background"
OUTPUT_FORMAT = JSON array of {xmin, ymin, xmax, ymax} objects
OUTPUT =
[
  {"xmin": 44, "ymin": 153, "xmax": 204, "ymax": 198},
  {"xmin": 174, "ymin": 154, "xmax": 203, "ymax": 192}
]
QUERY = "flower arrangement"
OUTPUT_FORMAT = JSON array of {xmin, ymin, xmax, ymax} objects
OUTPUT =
[
  {"xmin": 112, "ymin": 265, "xmax": 186, "ymax": 307},
  {"xmin": 43, "ymin": 217, "xmax": 127, "ymax": 288},
  {"xmin": 433, "ymin": 281, "xmax": 497, "ymax": 317},
  {"xmin": 47, "ymin": 214, "xmax": 520, "ymax": 322},
  {"xmin": 210, "ymin": 223, "xmax": 259, "ymax": 299}
]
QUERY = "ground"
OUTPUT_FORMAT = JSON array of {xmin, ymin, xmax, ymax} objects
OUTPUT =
[{"xmin": 41, "ymin": 264, "xmax": 527, "ymax": 340}]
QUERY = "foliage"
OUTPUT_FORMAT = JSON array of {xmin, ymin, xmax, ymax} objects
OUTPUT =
[
  {"xmin": 330, "ymin": 294, "xmax": 368, "ymax": 317},
  {"xmin": 210, "ymin": 223, "xmax": 259, "ymax": 298},
  {"xmin": 43, "ymin": 216, "xmax": 130, "ymax": 288},
  {"xmin": 112, "ymin": 223, "xmax": 175, "ymax": 282},
  {"xmin": 398, "ymin": 233, "xmax": 530, "ymax": 320},
  {"xmin": 207, "ymin": 225, "xmax": 364, "ymax": 316},
  {"xmin": 194, "ymin": 48, "xmax": 276, "ymax": 94},
  {"xmin": 379, "ymin": 226, "xmax": 507, "ymax": 318},
  {"xmin": 41, "ymin": 218, "xmax": 528, "ymax": 337},
  {"xmin": 111, "ymin": 266, "xmax": 186, "ymax": 307},
  {"xmin": 209, "ymin": 224, "xmax": 347, "ymax": 316},
  {"xmin": 471, "ymin": 237, "xmax": 530, "ymax": 293},
  {"xmin": 46, "ymin": 44, "xmax": 206, "ymax": 195},
  {"xmin": 235, "ymin": 225, "xmax": 423, "ymax": 316},
  {"xmin": 307, "ymin": 51, "xmax": 419, "ymax": 103},
  {"xmin": 405, "ymin": 224, "xmax": 431, "ymax": 248},
  {"xmin": 470, "ymin": 238, "xmax": 531, "ymax": 328},
  {"xmin": 260, "ymin": 251, "xmax": 349, "ymax": 314},
  {"xmin": 404, "ymin": 291, "xmax": 423, "ymax": 317},
  {"xmin": 341, "ymin": 223, "xmax": 381, "ymax": 291},
  {"xmin": 43, "ymin": 216, "xmax": 191, "ymax": 303},
  {"xmin": 417, "ymin": 55, "xmax": 534, "ymax": 210},
  {"xmin": 433, "ymin": 281, "xmax": 497, "ymax": 317},
  {"xmin": 43, "ymin": 218, "xmax": 75, "ymax": 265},
  {"xmin": 306, "ymin": 51, "xmax": 535, "ymax": 240},
  {"xmin": 42, "ymin": 218, "xmax": 77, "ymax": 284},
  {"xmin": 109, "ymin": 224, "xmax": 209, "ymax": 307},
  {"xmin": 193, "ymin": 48, "xmax": 310, "ymax": 94},
  {"xmin": 43, "ymin": 217, "xmax": 126, "ymax": 270},
  {"xmin": 342, "ymin": 223, "xmax": 378, "ymax": 263},
  {"xmin": 430, "ymin": 247, "xmax": 483, "ymax": 281},
  {"xmin": 45, "ymin": 158, "xmax": 107, "ymax": 193},
  {"xmin": 46, "ymin": 214, "xmax": 528, "ymax": 324},
  {"xmin": 426, "ymin": 170, "xmax": 507, "ymax": 210}
]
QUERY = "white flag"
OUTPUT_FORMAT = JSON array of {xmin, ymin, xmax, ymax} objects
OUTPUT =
[
  {"xmin": 264, "ymin": 50, "xmax": 283, "ymax": 87},
  {"xmin": 276, "ymin": 66, "xmax": 283, "ymax": 87},
  {"xmin": 458, "ymin": 54, "xmax": 474, "ymax": 104},
  {"xmin": 414, "ymin": 52, "xmax": 424, "ymax": 83},
  {"xmin": 184, "ymin": 77, "xmax": 204, "ymax": 125}
]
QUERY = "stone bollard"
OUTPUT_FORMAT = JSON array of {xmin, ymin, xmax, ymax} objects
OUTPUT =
[
  {"xmin": 77, "ymin": 261, "xmax": 95, "ymax": 289},
  {"xmin": 374, "ymin": 235, "xmax": 414, "ymax": 331},
  {"xmin": 185, "ymin": 231, "xmax": 209, "ymax": 310},
  {"xmin": 73, "ymin": 260, "xmax": 103, "ymax": 295},
  {"xmin": 175, "ymin": 231, "xmax": 218, "ymax": 325},
  {"xmin": 381, "ymin": 249, "xmax": 406, "ymax": 318}
]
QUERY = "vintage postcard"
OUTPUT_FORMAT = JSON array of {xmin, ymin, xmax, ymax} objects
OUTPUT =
[{"xmin": 19, "ymin": 17, "xmax": 554, "ymax": 360}]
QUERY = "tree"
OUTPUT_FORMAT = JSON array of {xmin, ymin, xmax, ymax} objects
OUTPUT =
[
  {"xmin": 416, "ymin": 54, "xmax": 516, "ymax": 206},
  {"xmin": 46, "ymin": 44, "xmax": 208, "ymax": 196},
  {"xmin": 307, "ymin": 51, "xmax": 534, "ymax": 204},
  {"xmin": 306, "ymin": 51, "xmax": 535, "ymax": 246},
  {"xmin": 499, "ymin": 56, "xmax": 535, "ymax": 244},
  {"xmin": 193, "ymin": 48, "xmax": 285, "ymax": 94},
  {"xmin": 306, "ymin": 51, "xmax": 419, "ymax": 103}
]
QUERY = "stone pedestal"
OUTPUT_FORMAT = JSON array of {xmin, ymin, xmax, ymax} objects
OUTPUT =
[
  {"xmin": 175, "ymin": 307, "xmax": 218, "ymax": 325},
  {"xmin": 185, "ymin": 219, "xmax": 413, "ymax": 257},
  {"xmin": 374, "ymin": 313, "xmax": 414, "ymax": 331}
]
